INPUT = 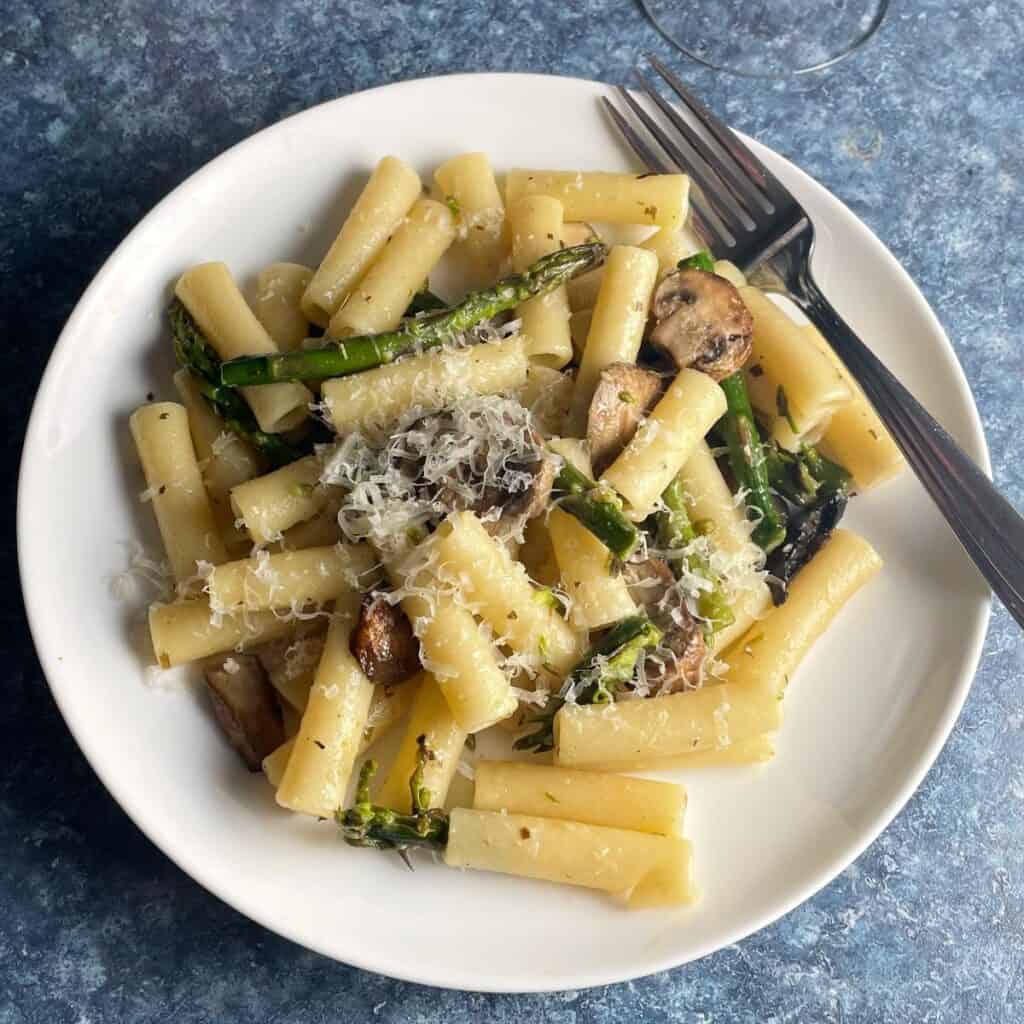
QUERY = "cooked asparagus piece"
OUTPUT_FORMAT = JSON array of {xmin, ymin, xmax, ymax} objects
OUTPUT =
[
  {"xmin": 514, "ymin": 614, "xmax": 663, "ymax": 754},
  {"xmin": 221, "ymin": 243, "xmax": 607, "ymax": 386},
  {"xmin": 169, "ymin": 299, "xmax": 303, "ymax": 469},
  {"xmin": 552, "ymin": 461, "xmax": 639, "ymax": 561},
  {"xmin": 657, "ymin": 477, "xmax": 734, "ymax": 634},
  {"xmin": 337, "ymin": 740, "xmax": 449, "ymax": 854},
  {"xmin": 718, "ymin": 371, "xmax": 787, "ymax": 553},
  {"xmin": 677, "ymin": 249, "xmax": 715, "ymax": 273}
]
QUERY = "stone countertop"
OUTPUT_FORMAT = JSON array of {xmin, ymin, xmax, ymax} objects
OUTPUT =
[{"xmin": 2, "ymin": 2, "xmax": 1023, "ymax": 1021}]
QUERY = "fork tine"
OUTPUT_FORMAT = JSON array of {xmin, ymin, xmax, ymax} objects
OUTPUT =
[
  {"xmin": 613, "ymin": 86, "xmax": 745, "ymax": 235},
  {"xmin": 684, "ymin": 192, "xmax": 729, "ymax": 255},
  {"xmin": 646, "ymin": 54, "xmax": 793, "ymax": 209},
  {"xmin": 601, "ymin": 96, "xmax": 730, "ymax": 254},
  {"xmin": 599, "ymin": 97, "xmax": 672, "ymax": 175},
  {"xmin": 633, "ymin": 70, "xmax": 768, "ymax": 219}
]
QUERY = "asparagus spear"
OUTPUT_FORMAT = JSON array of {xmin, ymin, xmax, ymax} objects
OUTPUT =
[
  {"xmin": 677, "ymin": 249, "xmax": 716, "ymax": 273},
  {"xmin": 762, "ymin": 440, "xmax": 851, "ymax": 507},
  {"xmin": 658, "ymin": 477, "xmax": 734, "ymax": 634},
  {"xmin": 168, "ymin": 300, "xmax": 304, "ymax": 469},
  {"xmin": 514, "ymin": 614, "xmax": 663, "ymax": 754},
  {"xmin": 552, "ymin": 461, "xmax": 639, "ymax": 561},
  {"xmin": 718, "ymin": 371, "xmax": 787, "ymax": 553},
  {"xmin": 221, "ymin": 242, "xmax": 607, "ymax": 386},
  {"xmin": 338, "ymin": 739, "xmax": 449, "ymax": 854}
]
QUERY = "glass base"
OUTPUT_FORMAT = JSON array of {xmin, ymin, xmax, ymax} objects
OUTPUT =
[{"xmin": 640, "ymin": 0, "xmax": 890, "ymax": 78}]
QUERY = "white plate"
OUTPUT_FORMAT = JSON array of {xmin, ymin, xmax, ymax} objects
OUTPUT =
[{"xmin": 18, "ymin": 73, "xmax": 991, "ymax": 992}]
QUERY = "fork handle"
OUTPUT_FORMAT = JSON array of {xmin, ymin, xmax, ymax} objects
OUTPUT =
[{"xmin": 790, "ymin": 272, "xmax": 1024, "ymax": 627}]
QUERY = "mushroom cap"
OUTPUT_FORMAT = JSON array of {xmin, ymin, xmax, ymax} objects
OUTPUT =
[
  {"xmin": 586, "ymin": 363, "xmax": 664, "ymax": 477},
  {"xmin": 622, "ymin": 558, "xmax": 708, "ymax": 691},
  {"xmin": 351, "ymin": 596, "xmax": 421, "ymax": 686},
  {"xmin": 203, "ymin": 654, "xmax": 284, "ymax": 771},
  {"xmin": 649, "ymin": 268, "xmax": 753, "ymax": 381}
]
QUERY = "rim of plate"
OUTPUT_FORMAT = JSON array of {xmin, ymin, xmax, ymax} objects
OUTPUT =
[{"xmin": 17, "ymin": 72, "xmax": 992, "ymax": 992}]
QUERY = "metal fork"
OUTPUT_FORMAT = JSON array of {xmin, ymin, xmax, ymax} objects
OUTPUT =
[{"xmin": 604, "ymin": 55, "xmax": 1024, "ymax": 629}]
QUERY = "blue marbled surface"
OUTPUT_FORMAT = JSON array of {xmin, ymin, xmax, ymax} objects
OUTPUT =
[{"xmin": 3, "ymin": 1, "xmax": 1024, "ymax": 1020}]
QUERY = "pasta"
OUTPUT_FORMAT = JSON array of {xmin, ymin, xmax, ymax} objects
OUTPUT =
[
  {"xmin": 721, "ymin": 530, "xmax": 882, "ymax": 698},
  {"xmin": 131, "ymin": 150, "xmax": 892, "ymax": 911},
  {"xmin": 148, "ymin": 600, "xmax": 295, "ymax": 668},
  {"xmin": 473, "ymin": 761, "xmax": 686, "ymax": 835},
  {"xmin": 444, "ymin": 809, "xmax": 695, "ymax": 907},
  {"xmin": 515, "ymin": 364, "xmax": 573, "ymax": 437},
  {"xmin": 207, "ymin": 543, "xmax": 377, "ymax": 613},
  {"xmin": 327, "ymin": 198, "xmax": 456, "ymax": 338},
  {"xmin": 641, "ymin": 228, "xmax": 693, "ymax": 276},
  {"xmin": 508, "ymin": 195, "xmax": 573, "ymax": 367},
  {"xmin": 399, "ymin": 588, "xmax": 517, "ymax": 733},
  {"xmin": 376, "ymin": 673, "xmax": 467, "ymax": 811},
  {"xmin": 229, "ymin": 455, "xmax": 330, "ymax": 545},
  {"xmin": 740, "ymin": 286, "xmax": 852, "ymax": 451},
  {"xmin": 505, "ymin": 170, "xmax": 690, "ymax": 229},
  {"xmin": 302, "ymin": 155, "xmax": 422, "ymax": 326},
  {"xmin": 434, "ymin": 152, "xmax": 506, "ymax": 289},
  {"xmin": 129, "ymin": 402, "xmax": 228, "ymax": 583},
  {"xmin": 435, "ymin": 511, "xmax": 583, "ymax": 677},
  {"xmin": 321, "ymin": 337, "xmax": 529, "ymax": 436},
  {"xmin": 547, "ymin": 508, "xmax": 636, "ymax": 631},
  {"xmin": 678, "ymin": 440, "xmax": 752, "ymax": 556},
  {"xmin": 601, "ymin": 368, "xmax": 728, "ymax": 518},
  {"xmin": 264, "ymin": 675, "xmax": 418, "ymax": 788},
  {"xmin": 577, "ymin": 735, "xmax": 776, "ymax": 774},
  {"xmin": 567, "ymin": 245, "xmax": 659, "ymax": 434},
  {"xmin": 277, "ymin": 591, "xmax": 374, "ymax": 816},
  {"xmin": 252, "ymin": 262, "xmax": 313, "ymax": 352},
  {"xmin": 802, "ymin": 323, "xmax": 905, "ymax": 489},
  {"xmin": 175, "ymin": 262, "xmax": 313, "ymax": 433},
  {"xmin": 173, "ymin": 370, "xmax": 259, "ymax": 551},
  {"xmin": 554, "ymin": 684, "xmax": 783, "ymax": 768}
]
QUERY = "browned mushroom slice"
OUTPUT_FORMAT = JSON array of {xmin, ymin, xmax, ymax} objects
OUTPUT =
[
  {"xmin": 351, "ymin": 596, "xmax": 421, "ymax": 686},
  {"xmin": 649, "ymin": 269, "xmax": 753, "ymax": 381},
  {"xmin": 480, "ymin": 446, "xmax": 557, "ymax": 538},
  {"xmin": 622, "ymin": 557, "xmax": 676, "ymax": 610},
  {"xmin": 645, "ymin": 595, "xmax": 707, "ymax": 691},
  {"xmin": 587, "ymin": 363, "xmax": 664, "ymax": 476},
  {"xmin": 203, "ymin": 654, "xmax": 284, "ymax": 771}
]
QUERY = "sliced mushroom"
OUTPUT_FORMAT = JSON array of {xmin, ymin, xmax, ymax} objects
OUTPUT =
[
  {"xmin": 480, "ymin": 446, "xmax": 557, "ymax": 538},
  {"xmin": 203, "ymin": 654, "xmax": 284, "ymax": 771},
  {"xmin": 622, "ymin": 557, "xmax": 676, "ymax": 610},
  {"xmin": 587, "ymin": 363, "xmax": 664, "ymax": 476},
  {"xmin": 351, "ymin": 596, "xmax": 421, "ymax": 685},
  {"xmin": 620, "ymin": 559, "xmax": 709, "ymax": 690},
  {"xmin": 649, "ymin": 269, "xmax": 753, "ymax": 381},
  {"xmin": 766, "ymin": 489, "xmax": 848, "ymax": 605},
  {"xmin": 645, "ymin": 594, "xmax": 707, "ymax": 691}
]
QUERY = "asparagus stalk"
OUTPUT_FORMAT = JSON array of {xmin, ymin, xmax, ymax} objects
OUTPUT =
[
  {"xmin": 221, "ymin": 242, "xmax": 607, "ymax": 386},
  {"xmin": 718, "ymin": 371, "xmax": 787, "ymax": 553},
  {"xmin": 677, "ymin": 249, "xmax": 716, "ymax": 273},
  {"xmin": 762, "ymin": 440, "xmax": 851, "ymax": 507},
  {"xmin": 658, "ymin": 477, "xmax": 734, "ymax": 634},
  {"xmin": 552, "ymin": 461, "xmax": 639, "ymax": 561},
  {"xmin": 337, "ymin": 740, "xmax": 449, "ymax": 854},
  {"xmin": 514, "ymin": 614, "xmax": 663, "ymax": 754},
  {"xmin": 168, "ymin": 300, "xmax": 304, "ymax": 469}
]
